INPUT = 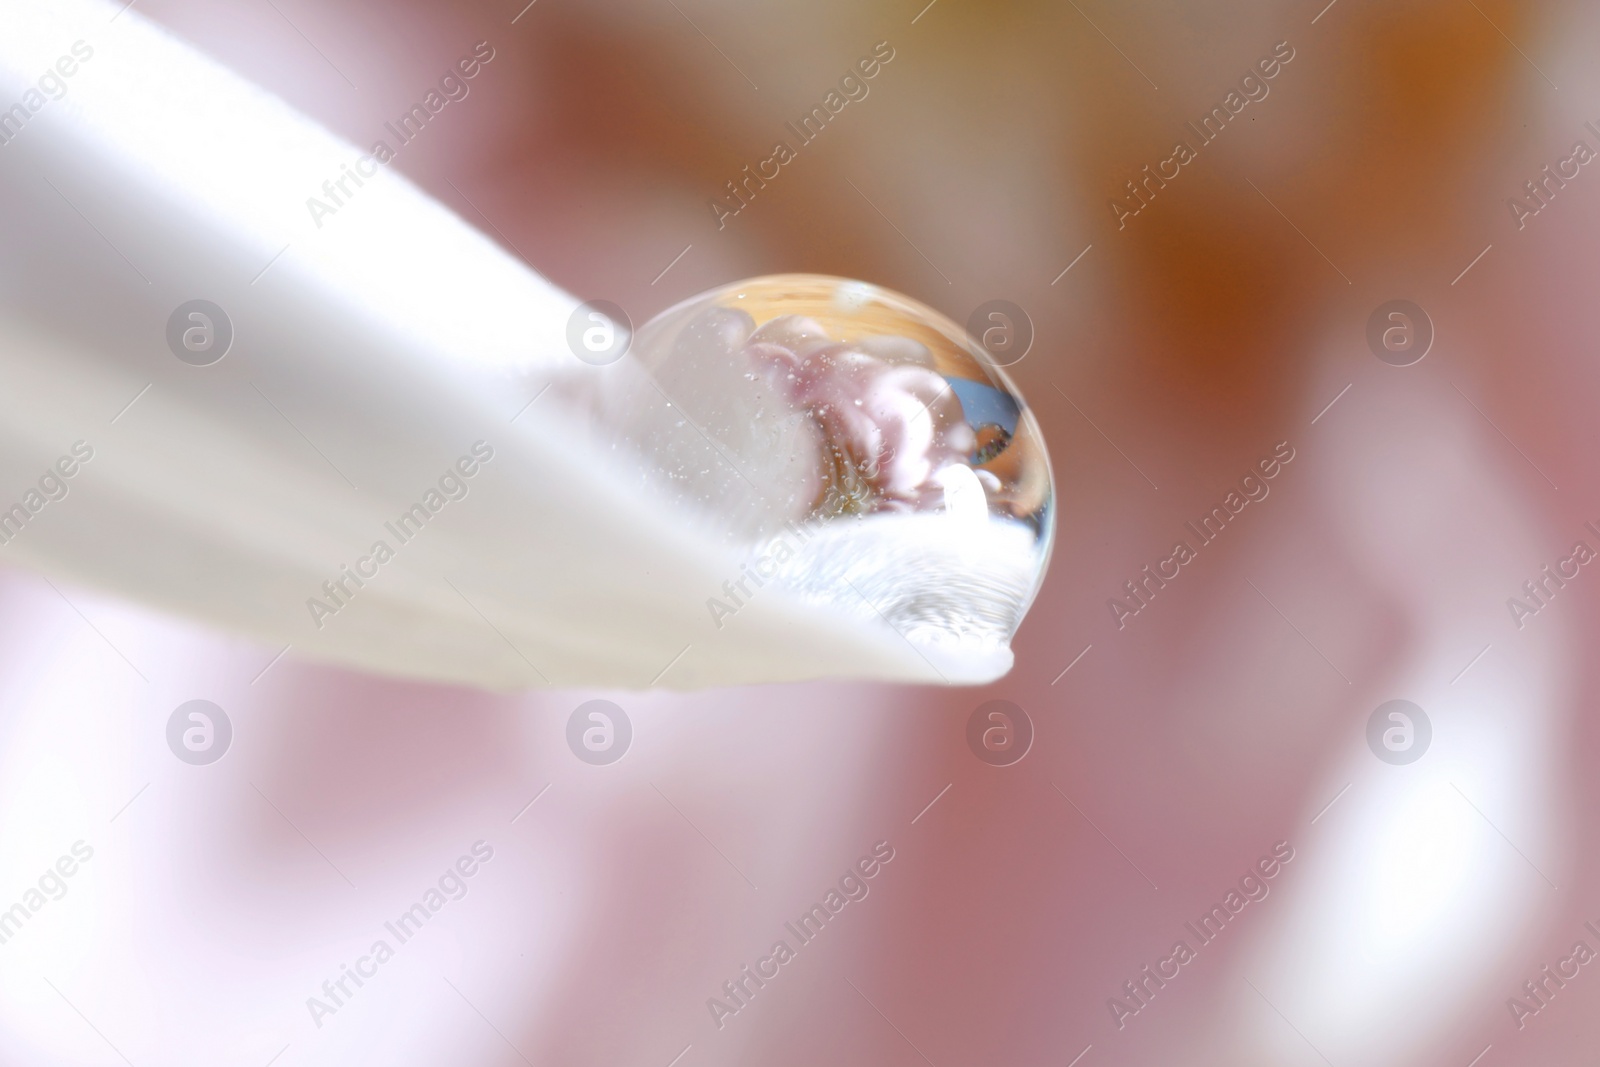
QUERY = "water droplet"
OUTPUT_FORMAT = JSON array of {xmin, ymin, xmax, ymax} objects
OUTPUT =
[{"xmin": 567, "ymin": 275, "xmax": 1055, "ymax": 677}]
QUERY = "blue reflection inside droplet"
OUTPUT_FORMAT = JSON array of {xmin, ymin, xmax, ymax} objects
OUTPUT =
[{"xmin": 945, "ymin": 376, "xmax": 1021, "ymax": 435}]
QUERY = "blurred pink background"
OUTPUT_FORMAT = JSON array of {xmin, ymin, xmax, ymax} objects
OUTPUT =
[{"xmin": 6, "ymin": 0, "xmax": 1600, "ymax": 1064}]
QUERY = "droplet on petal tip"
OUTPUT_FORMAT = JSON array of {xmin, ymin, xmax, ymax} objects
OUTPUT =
[{"xmin": 580, "ymin": 274, "xmax": 1055, "ymax": 681}]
